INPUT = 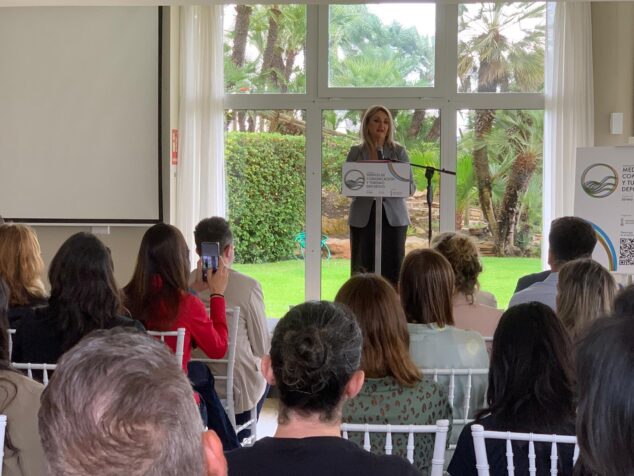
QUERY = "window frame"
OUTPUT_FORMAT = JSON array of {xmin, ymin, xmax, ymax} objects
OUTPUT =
[{"xmin": 223, "ymin": 3, "xmax": 546, "ymax": 301}]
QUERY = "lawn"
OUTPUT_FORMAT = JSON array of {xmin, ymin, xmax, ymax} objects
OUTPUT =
[{"xmin": 234, "ymin": 257, "xmax": 542, "ymax": 318}]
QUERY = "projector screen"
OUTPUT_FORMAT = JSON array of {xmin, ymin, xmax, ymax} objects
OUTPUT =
[{"xmin": 0, "ymin": 7, "xmax": 161, "ymax": 223}]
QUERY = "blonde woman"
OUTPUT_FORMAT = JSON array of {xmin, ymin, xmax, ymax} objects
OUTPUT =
[
  {"xmin": 432, "ymin": 232, "xmax": 502, "ymax": 338},
  {"xmin": 336, "ymin": 274, "xmax": 451, "ymax": 473},
  {"xmin": 0, "ymin": 224, "xmax": 47, "ymax": 326},
  {"xmin": 556, "ymin": 258, "xmax": 616, "ymax": 339},
  {"xmin": 346, "ymin": 105, "xmax": 415, "ymax": 286}
]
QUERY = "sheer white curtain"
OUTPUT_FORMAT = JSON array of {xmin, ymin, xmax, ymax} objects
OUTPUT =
[
  {"xmin": 542, "ymin": 2, "xmax": 594, "ymax": 266},
  {"xmin": 176, "ymin": 5, "xmax": 225, "ymax": 260}
]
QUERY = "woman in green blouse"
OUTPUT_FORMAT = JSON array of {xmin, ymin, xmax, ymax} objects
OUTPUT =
[{"xmin": 336, "ymin": 273, "xmax": 452, "ymax": 474}]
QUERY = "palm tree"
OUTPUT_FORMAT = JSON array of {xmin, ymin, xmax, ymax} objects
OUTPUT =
[{"xmin": 458, "ymin": 2, "xmax": 545, "ymax": 255}]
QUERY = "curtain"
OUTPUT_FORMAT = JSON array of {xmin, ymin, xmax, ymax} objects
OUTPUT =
[
  {"xmin": 176, "ymin": 5, "xmax": 225, "ymax": 263},
  {"xmin": 542, "ymin": 2, "xmax": 594, "ymax": 267}
]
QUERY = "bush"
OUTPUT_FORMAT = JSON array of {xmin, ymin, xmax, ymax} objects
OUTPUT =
[{"xmin": 226, "ymin": 132, "xmax": 306, "ymax": 263}]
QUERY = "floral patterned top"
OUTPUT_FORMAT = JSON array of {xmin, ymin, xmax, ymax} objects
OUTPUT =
[{"xmin": 343, "ymin": 376, "xmax": 453, "ymax": 474}]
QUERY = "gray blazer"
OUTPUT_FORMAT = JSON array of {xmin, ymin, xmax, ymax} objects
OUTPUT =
[{"xmin": 346, "ymin": 144, "xmax": 415, "ymax": 228}]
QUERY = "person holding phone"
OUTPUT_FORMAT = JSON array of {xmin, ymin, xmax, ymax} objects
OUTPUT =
[
  {"xmin": 346, "ymin": 105, "xmax": 415, "ymax": 286},
  {"xmin": 123, "ymin": 223, "xmax": 239, "ymax": 450}
]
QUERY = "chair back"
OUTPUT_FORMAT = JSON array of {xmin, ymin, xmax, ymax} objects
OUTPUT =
[
  {"xmin": 470, "ymin": 424, "xmax": 579, "ymax": 476},
  {"xmin": 7, "ymin": 329, "xmax": 15, "ymax": 358},
  {"xmin": 11, "ymin": 363, "xmax": 57, "ymax": 386},
  {"xmin": 0, "ymin": 414, "xmax": 6, "ymax": 475},
  {"xmin": 421, "ymin": 368, "xmax": 489, "ymax": 425},
  {"xmin": 190, "ymin": 307, "xmax": 257, "ymax": 445},
  {"xmin": 341, "ymin": 420, "xmax": 450, "ymax": 476},
  {"xmin": 147, "ymin": 327, "xmax": 186, "ymax": 368}
]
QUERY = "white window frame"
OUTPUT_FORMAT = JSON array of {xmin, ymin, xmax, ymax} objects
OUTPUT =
[{"xmin": 223, "ymin": 3, "xmax": 546, "ymax": 301}]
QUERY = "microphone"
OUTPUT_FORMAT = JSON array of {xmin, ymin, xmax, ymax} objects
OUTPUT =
[{"xmin": 377, "ymin": 146, "xmax": 384, "ymax": 161}]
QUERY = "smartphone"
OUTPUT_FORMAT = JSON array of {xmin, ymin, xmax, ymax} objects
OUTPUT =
[{"xmin": 201, "ymin": 241, "xmax": 220, "ymax": 282}]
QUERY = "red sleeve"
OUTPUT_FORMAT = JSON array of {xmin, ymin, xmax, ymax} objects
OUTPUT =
[{"xmin": 185, "ymin": 295, "xmax": 228, "ymax": 359}]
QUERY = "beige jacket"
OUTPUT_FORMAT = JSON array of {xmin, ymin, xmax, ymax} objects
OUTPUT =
[
  {"xmin": 0, "ymin": 370, "xmax": 46, "ymax": 476},
  {"xmin": 452, "ymin": 292, "xmax": 503, "ymax": 339},
  {"xmin": 190, "ymin": 269, "xmax": 270, "ymax": 414}
]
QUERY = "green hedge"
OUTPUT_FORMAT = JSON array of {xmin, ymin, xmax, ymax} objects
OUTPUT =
[
  {"xmin": 226, "ymin": 132, "xmax": 304, "ymax": 263},
  {"xmin": 226, "ymin": 132, "xmax": 355, "ymax": 263}
]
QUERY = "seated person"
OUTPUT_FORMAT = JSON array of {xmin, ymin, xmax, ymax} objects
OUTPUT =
[
  {"xmin": 38, "ymin": 328, "xmax": 227, "ymax": 476},
  {"xmin": 556, "ymin": 258, "xmax": 616, "ymax": 339},
  {"xmin": 448, "ymin": 302, "xmax": 576, "ymax": 476},
  {"xmin": 612, "ymin": 283, "xmax": 634, "ymax": 318},
  {"xmin": 432, "ymin": 232, "xmax": 502, "ymax": 338},
  {"xmin": 399, "ymin": 249, "xmax": 488, "ymax": 435},
  {"xmin": 190, "ymin": 217, "xmax": 270, "ymax": 437},
  {"xmin": 0, "ymin": 224, "xmax": 47, "ymax": 327},
  {"xmin": 12, "ymin": 232, "xmax": 143, "ymax": 365},
  {"xmin": 0, "ymin": 277, "xmax": 45, "ymax": 476},
  {"xmin": 510, "ymin": 216, "xmax": 597, "ymax": 309},
  {"xmin": 574, "ymin": 316, "xmax": 634, "ymax": 475},
  {"xmin": 226, "ymin": 301, "xmax": 421, "ymax": 476},
  {"xmin": 336, "ymin": 274, "xmax": 452, "ymax": 473},
  {"xmin": 123, "ymin": 223, "xmax": 238, "ymax": 450}
]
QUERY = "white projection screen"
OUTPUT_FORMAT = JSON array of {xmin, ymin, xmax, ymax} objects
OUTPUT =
[{"xmin": 0, "ymin": 7, "xmax": 161, "ymax": 223}]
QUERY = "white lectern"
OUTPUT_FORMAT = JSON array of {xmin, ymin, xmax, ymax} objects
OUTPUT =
[{"xmin": 342, "ymin": 161, "xmax": 411, "ymax": 275}]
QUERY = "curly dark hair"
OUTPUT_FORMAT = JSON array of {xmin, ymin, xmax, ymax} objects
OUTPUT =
[
  {"xmin": 270, "ymin": 301, "xmax": 362, "ymax": 423},
  {"xmin": 432, "ymin": 232, "xmax": 483, "ymax": 299}
]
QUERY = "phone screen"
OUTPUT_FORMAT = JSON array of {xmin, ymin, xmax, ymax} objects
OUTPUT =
[{"xmin": 201, "ymin": 241, "xmax": 220, "ymax": 282}]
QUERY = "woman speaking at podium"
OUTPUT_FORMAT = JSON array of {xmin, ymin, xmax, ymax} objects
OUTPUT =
[{"xmin": 346, "ymin": 105, "xmax": 414, "ymax": 286}]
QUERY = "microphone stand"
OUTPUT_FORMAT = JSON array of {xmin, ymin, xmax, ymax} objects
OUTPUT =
[{"xmin": 387, "ymin": 159, "xmax": 456, "ymax": 245}]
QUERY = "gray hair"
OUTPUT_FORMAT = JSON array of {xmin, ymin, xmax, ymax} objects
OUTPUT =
[{"xmin": 39, "ymin": 328, "xmax": 205, "ymax": 476}]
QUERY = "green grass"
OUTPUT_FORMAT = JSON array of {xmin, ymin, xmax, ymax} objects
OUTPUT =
[{"xmin": 234, "ymin": 257, "xmax": 542, "ymax": 318}]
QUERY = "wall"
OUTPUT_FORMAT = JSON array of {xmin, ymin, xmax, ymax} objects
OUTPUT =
[{"xmin": 592, "ymin": 2, "xmax": 634, "ymax": 146}]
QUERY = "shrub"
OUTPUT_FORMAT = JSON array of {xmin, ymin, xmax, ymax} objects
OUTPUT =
[{"xmin": 226, "ymin": 132, "xmax": 305, "ymax": 263}]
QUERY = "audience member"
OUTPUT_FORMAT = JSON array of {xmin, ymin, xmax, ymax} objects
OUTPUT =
[
  {"xmin": 336, "ymin": 274, "xmax": 452, "ymax": 473},
  {"xmin": 613, "ymin": 283, "xmax": 634, "ymax": 318},
  {"xmin": 432, "ymin": 232, "xmax": 502, "ymax": 338},
  {"xmin": 399, "ymin": 249, "xmax": 488, "ymax": 432},
  {"xmin": 510, "ymin": 216, "xmax": 596, "ymax": 309},
  {"xmin": 556, "ymin": 258, "xmax": 616, "ymax": 339},
  {"xmin": 574, "ymin": 317, "xmax": 634, "ymax": 476},
  {"xmin": 39, "ymin": 328, "xmax": 228, "ymax": 476},
  {"xmin": 448, "ymin": 302, "xmax": 576, "ymax": 476},
  {"xmin": 0, "ymin": 224, "xmax": 47, "ymax": 327},
  {"xmin": 12, "ymin": 232, "xmax": 142, "ymax": 364},
  {"xmin": 226, "ymin": 301, "xmax": 421, "ymax": 476},
  {"xmin": 0, "ymin": 278, "xmax": 46, "ymax": 476},
  {"xmin": 123, "ymin": 223, "xmax": 238, "ymax": 449},
  {"xmin": 190, "ymin": 217, "xmax": 270, "ymax": 438}
]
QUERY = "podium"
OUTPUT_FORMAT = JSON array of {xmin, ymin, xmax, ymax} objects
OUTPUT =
[{"xmin": 342, "ymin": 161, "xmax": 412, "ymax": 275}]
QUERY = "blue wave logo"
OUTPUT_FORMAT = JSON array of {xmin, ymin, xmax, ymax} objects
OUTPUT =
[
  {"xmin": 344, "ymin": 170, "xmax": 365, "ymax": 191},
  {"xmin": 581, "ymin": 164, "xmax": 618, "ymax": 198}
]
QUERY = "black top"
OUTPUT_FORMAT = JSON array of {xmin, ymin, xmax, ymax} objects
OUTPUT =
[
  {"xmin": 448, "ymin": 415, "xmax": 575, "ymax": 476},
  {"xmin": 8, "ymin": 296, "xmax": 48, "ymax": 328},
  {"xmin": 11, "ymin": 305, "xmax": 145, "ymax": 364},
  {"xmin": 226, "ymin": 436, "xmax": 422, "ymax": 476},
  {"xmin": 514, "ymin": 270, "xmax": 551, "ymax": 293}
]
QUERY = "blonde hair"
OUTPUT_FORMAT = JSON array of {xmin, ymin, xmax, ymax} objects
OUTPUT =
[
  {"xmin": 360, "ymin": 105, "xmax": 396, "ymax": 152},
  {"xmin": 0, "ymin": 224, "xmax": 46, "ymax": 306},
  {"xmin": 432, "ymin": 232, "xmax": 483, "ymax": 301},
  {"xmin": 556, "ymin": 259, "xmax": 616, "ymax": 339},
  {"xmin": 335, "ymin": 274, "xmax": 421, "ymax": 387},
  {"xmin": 399, "ymin": 249, "xmax": 455, "ymax": 327}
]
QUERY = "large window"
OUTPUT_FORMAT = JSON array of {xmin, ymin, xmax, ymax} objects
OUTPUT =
[{"xmin": 223, "ymin": 3, "xmax": 545, "ymax": 313}]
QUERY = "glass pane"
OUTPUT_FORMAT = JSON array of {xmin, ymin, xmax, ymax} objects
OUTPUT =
[
  {"xmin": 328, "ymin": 4, "xmax": 436, "ymax": 88},
  {"xmin": 224, "ymin": 5, "xmax": 306, "ymax": 94},
  {"xmin": 457, "ymin": 109, "xmax": 544, "ymax": 307},
  {"xmin": 321, "ymin": 109, "xmax": 441, "ymax": 300},
  {"xmin": 458, "ymin": 3, "xmax": 546, "ymax": 93},
  {"xmin": 225, "ymin": 109, "xmax": 306, "ymax": 317}
]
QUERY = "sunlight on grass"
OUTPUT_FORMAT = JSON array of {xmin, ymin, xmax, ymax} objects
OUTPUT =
[{"xmin": 234, "ymin": 257, "xmax": 542, "ymax": 318}]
